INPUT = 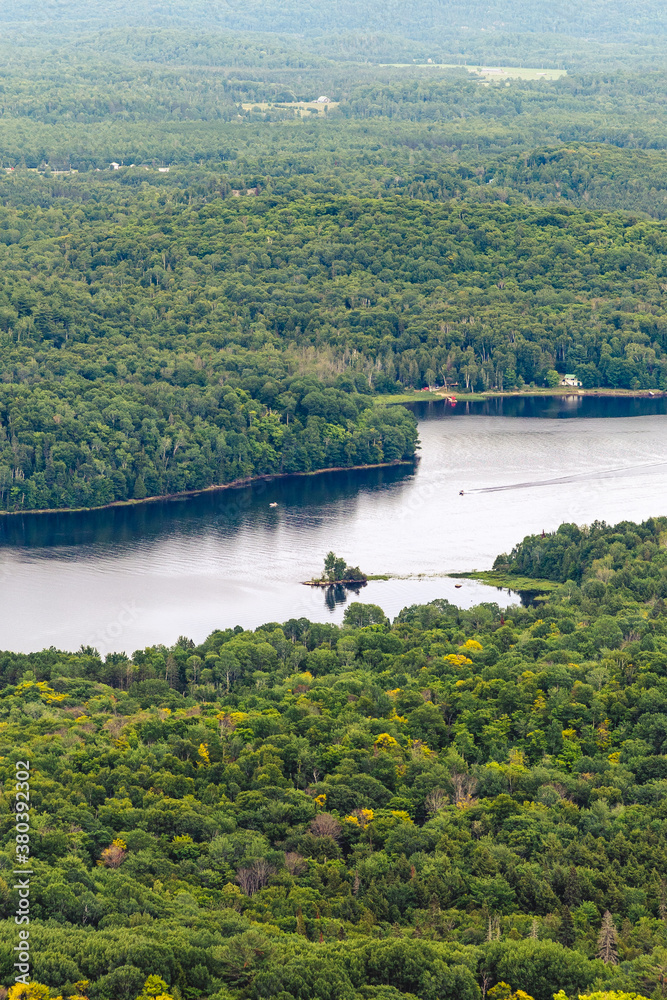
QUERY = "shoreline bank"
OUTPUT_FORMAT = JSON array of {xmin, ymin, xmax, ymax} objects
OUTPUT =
[
  {"xmin": 377, "ymin": 387, "xmax": 667, "ymax": 404},
  {"xmin": 0, "ymin": 458, "xmax": 417, "ymax": 519}
]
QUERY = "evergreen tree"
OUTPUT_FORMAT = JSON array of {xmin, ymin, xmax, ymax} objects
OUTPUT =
[{"xmin": 558, "ymin": 906, "xmax": 575, "ymax": 948}]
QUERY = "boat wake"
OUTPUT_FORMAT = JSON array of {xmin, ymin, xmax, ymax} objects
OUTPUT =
[{"xmin": 468, "ymin": 460, "xmax": 667, "ymax": 494}]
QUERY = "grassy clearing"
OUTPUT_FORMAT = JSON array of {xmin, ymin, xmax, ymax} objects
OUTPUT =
[
  {"xmin": 464, "ymin": 65, "xmax": 567, "ymax": 81},
  {"xmin": 377, "ymin": 64, "xmax": 566, "ymax": 81},
  {"xmin": 450, "ymin": 570, "xmax": 559, "ymax": 592},
  {"xmin": 372, "ymin": 391, "xmax": 442, "ymax": 404},
  {"xmin": 241, "ymin": 100, "xmax": 338, "ymax": 115}
]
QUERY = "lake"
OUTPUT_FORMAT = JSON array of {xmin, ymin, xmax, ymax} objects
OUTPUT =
[{"xmin": 3, "ymin": 394, "xmax": 667, "ymax": 654}]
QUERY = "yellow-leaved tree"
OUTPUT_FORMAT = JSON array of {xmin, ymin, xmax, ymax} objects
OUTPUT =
[
  {"xmin": 555, "ymin": 993, "xmax": 652, "ymax": 1000},
  {"xmin": 9, "ymin": 984, "xmax": 62, "ymax": 1000},
  {"xmin": 134, "ymin": 976, "xmax": 175, "ymax": 1000},
  {"xmin": 488, "ymin": 984, "xmax": 535, "ymax": 1000}
]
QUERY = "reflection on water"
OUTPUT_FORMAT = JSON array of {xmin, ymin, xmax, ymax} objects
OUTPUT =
[
  {"xmin": 323, "ymin": 583, "xmax": 366, "ymax": 611},
  {"xmin": 409, "ymin": 393, "xmax": 667, "ymax": 420},
  {"xmin": 0, "ymin": 464, "xmax": 412, "ymax": 551},
  {"xmin": 2, "ymin": 394, "xmax": 667, "ymax": 654}
]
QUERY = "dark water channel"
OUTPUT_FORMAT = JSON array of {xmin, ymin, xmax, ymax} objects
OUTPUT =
[{"xmin": 2, "ymin": 394, "xmax": 667, "ymax": 654}]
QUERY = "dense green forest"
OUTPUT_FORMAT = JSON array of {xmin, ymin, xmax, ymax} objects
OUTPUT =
[
  {"xmin": 6, "ymin": 174, "xmax": 667, "ymax": 510},
  {"xmin": 6, "ymin": 6, "xmax": 667, "ymax": 998},
  {"xmin": 6, "ymin": 41, "xmax": 667, "ymax": 168},
  {"xmin": 497, "ymin": 517, "xmax": 667, "ymax": 592},
  {"xmin": 4, "ymin": 28, "xmax": 667, "ymax": 517},
  {"xmin": 27, "ymin": 16, "xmax": 667, "ymax": 512},
  {"xmin": 4, "ymin": 518, "xmax": 667, "ymax": 997}
]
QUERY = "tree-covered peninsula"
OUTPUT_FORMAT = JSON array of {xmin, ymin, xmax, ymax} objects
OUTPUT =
[
  {"xmin": 6, "ymin": 177, "xmax": 667, "ymax": 510},
  {"xmin": 3, "ymin": 518, "xmax": 667, "ymax": 998}
]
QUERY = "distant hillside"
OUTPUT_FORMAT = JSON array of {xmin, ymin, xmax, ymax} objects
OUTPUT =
[{"xmin": 4, "ymin": 0, "xmax": 667, "ymax": 42}]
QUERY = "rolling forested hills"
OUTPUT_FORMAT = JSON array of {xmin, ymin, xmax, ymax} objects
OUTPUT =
[
  {"xmin": 4, "ymin": 28, "xmax": 667, "ymax": 514},
  {"xmin": 20, "ymin": 5, "xmax": 667, "ymax": 516},
  {"xmin": 6, "ymin": 5, "xmax": 667, "ymax": 1000},
  {"xmin": 3, "ymin": 0, "xmax": 667, "ymax": 42}
]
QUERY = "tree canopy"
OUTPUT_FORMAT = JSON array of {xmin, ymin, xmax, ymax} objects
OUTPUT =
[{"xmin": 3, "ymin": 519, "xmax": 667, "ymax": 997}]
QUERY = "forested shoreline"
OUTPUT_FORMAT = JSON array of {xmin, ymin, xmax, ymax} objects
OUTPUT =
[
  {"xmin": 0, "ymin": 456, "xmax": 415, "ymax": 517},
  {"xmin": 5, "ymin": 180, "xmax": 667, "ymax": 511},
  {"xmin": 3, "ymin": 517, "xmax": 667, "ymax": 999},
  {"xmin": 5, "ymin": 16, "xmax": 667, "ymax": 511},
  {"xmin": 6, "ymin": 4, "xmax": 667, "ymax": 999}
]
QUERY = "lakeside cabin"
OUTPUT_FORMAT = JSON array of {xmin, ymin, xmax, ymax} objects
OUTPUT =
[{"xmin": 559, "ymin": 373, "xmax": 582, "ymax": 387}]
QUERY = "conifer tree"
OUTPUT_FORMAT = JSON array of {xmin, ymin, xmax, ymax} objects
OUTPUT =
[
  {"xmin": 597, "ymin": 909, "xmax": 619, "ymax": 964},
  {"xmin": 558, "ymin": 906, "xmax": 575, "ymax": 948}
]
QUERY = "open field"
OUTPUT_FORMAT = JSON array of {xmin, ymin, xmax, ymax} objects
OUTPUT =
[
  {"xmin": 372, "ymin": 390, "xmax": 443, "ymax": 404},
  {"xmin": 461, "ymin": 64, "xmax": 567, "ymax": 80},
  {"xmin": 377, "ymin": 63, "xmax": 567, "ymax": 80},
  {"xmin": 241, "ymin": 99, "xmax": 339, "ymax": 115}
]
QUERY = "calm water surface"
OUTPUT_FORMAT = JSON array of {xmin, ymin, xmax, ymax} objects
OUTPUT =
[{"xmin": 3, "ymin": 395, "xmax": 667, "ymax": 654}]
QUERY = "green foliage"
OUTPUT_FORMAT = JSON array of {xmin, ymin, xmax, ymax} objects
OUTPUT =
[
  {"xmin": 574, "ymin": 993, "xmax": 653, "ymax": 1000},
  {"xmin": 7, "ymin": 6, "xmax": 667, "ymax": 999},
  {"xmin": 7, "ymin": 178, "xmax": 667, "ymax": 510},
  {"xmin": 495, "ymin": 516, "xmax": 667, "ymax": 593},
  {"xmin": 0, "ymin": 186, "xmax": 423, "ymax": 511},
  {"xmin": 6, "ymin": 18, "xmax": 667, "ymax": 516},
  {"xmin": 4, "ymin": 518, "xmax": 667, "ymax": 996},
  {"xmin": 135, "ymin": 976, "xmax": 175, "ymax": 1000},
  {"xmin": 322, "ymin": 553, "xmax": 367, "ymax": 583}
]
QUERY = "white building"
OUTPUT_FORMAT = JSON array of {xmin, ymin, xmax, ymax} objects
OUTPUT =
[{"xmin": 560, "ymin": 374, "xmax": 582, "ymax": 387}]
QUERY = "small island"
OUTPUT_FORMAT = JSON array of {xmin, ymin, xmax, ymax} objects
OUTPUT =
[{"xmin": 304, "ymin": 551, "xmax": 368, "ymax": 587}]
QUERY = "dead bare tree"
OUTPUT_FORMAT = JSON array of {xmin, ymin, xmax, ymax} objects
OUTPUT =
[
  {"xmin": 236, "ymin": 859, "xmax": 275, "ymax": 896},
  {"xmin": 487, "ymin": 916, "xmax": 501, "ymax": 941},
  {"xmin": 309, "ymin": 813, "xmax": 342, "ymax": 840},
  {"xmin": 452, "ymin": 769, "xmax": 478, "ymax": 809},
  {"xmin": 285, "ymin": 851, "xmax": 307, "ymax": 876},
  {"xmin": 480, "ymin": 971, "xmax": 492, "ymax": 1000},
  {"xmin": 425, "ymin": 788, "xmax": 448, "ymax": 815},
  {"xmin": 597, "ymin": 909, "xmax": 618, "ymax": 964}
]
